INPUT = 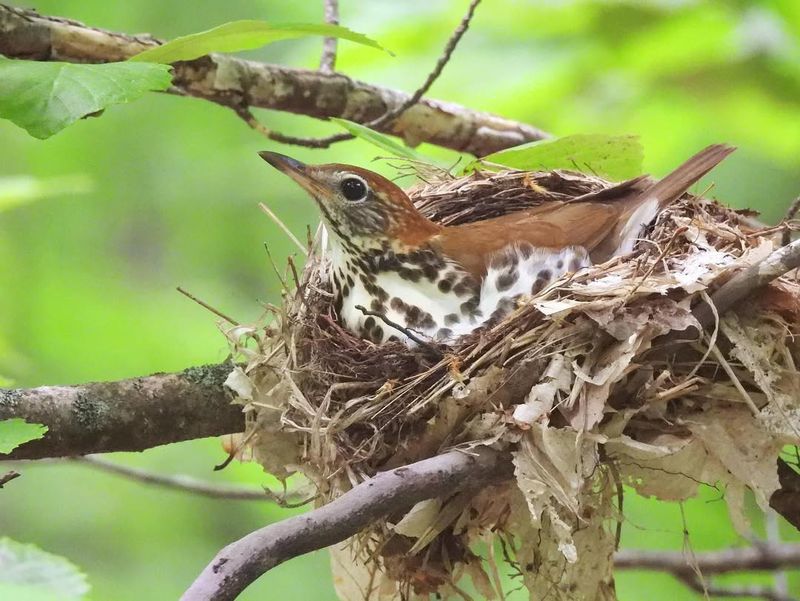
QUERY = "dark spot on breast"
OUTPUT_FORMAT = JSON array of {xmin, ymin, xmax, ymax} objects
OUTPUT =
[
  {"xmin": 556, "ymin": 260, "xmax": 564, "ymax": 269},
  {"xmin": 460, "ymin": 298, "xmax": 479, "ymax": 315},
  {"xmin": 398, "ymin": 267, "xmax": 422, "ymax": 283},
  {"xmin": 377, "ymin": 252, "xmax": 402, "ymax": 271},
  {"xmin": 405, "ymin": 305, "xmax": 421, "ymax": 326},
  {"xmin": 438, "ymin": 279, "xmax": 452, "ymax": 293},
  {"xmin": 387, "ymin": 335, "xmax": 400, "ymax": 343},
  {"xmin": 390, "ymin": 297, "xmax": 406, "ymax": 311},
  {"xmin": 418, "ymin": 312, "xmax": 436, "ymax": 330},
  {"xmin": 364, "ymin": 316, "xmax": 375, "ymax": 330},
  {"xmin": 341, "ymin": 284, "xmax": 350, "ymax": 297},
  {"xmin": 453, "ymin": 278, "xmax": 478, "ymax": 297},
  {"xmin": 370, "ymin": 299, "xmax": 383, "ymax": 311},
  {"xmin": 346, "ymin": 274, "xmax": 355, "ymax": 287},
  {"xmin": 422, "ymin": 264, "xmax": 438, "ymax": 281},
  {"xmin": 436, "ymin": 328, "xmax": 453, "ymax": 341},
  {"xmin": 531, "ymin": 276, "xmax": 549, "ymax": 295},
  {"xmin": 496, "ymin": 270, "xmax": 518, "ymax": 292},
  {"xmin": 485, "ymin": 297, "xmax": 516, "ymax": 327},
  {"xmin": 538, "ymin": 269, "xmax": 552, "ymax": 281},
  {"xmin": 569, "ymin": 258, "xmax": 585, "ymax": 272},
  {"xmin": 444, "ymin": 313, "xmax": 460, "ymax": 326},
  {"xmin": 371, "ymin": 325, "xmax": 384, "ymax": 342}
]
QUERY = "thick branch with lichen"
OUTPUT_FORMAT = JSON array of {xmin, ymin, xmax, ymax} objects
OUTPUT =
[
  {"xmin": 0, "ymin": 3, "xmax": 548, "ymax": 156},
  {"xmin": 0, "ymin": 364, "xmax": 244, "ymax": 460}
]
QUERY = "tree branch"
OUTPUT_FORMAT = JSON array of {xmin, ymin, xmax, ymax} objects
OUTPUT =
[
  {"xmin": 318, "ymin": 0, "xmax": 338, "ymax": 74},
  {"xmin": 0, "ymin": 363, "xmax": 245, "ymax": 460},
  {"xmin": 694, "ymin": 238, "xmax": 800, "ymax": 329},
  {"xmin": 69, "ymin": 455, "xmax": 310, "ymax": 504},
  {"xmin": 250, "ymin": 0, "xmax": 483, "ymax": 149},
  {"xmin": 181, "ymin": 447, "xmax": 514, "ymax": 601},
  {"xmin": 614, "ymin": 544, "xmax": 800, "ymax": 575},
  {"xmin": 179, "ymin": 439, "xmax": 800, "ymax": 601},
  {"xmin": 0, "ymin": 3, "xmax": 548, "ymax": 156},
  {"xmin": 617, "ymin": 545, "xmax": 800, "ymax": 601}
]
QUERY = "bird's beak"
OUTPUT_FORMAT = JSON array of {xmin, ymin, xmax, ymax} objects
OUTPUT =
[{"xmin": 258, "ymin": 151, "xmax": 327, "ymax": 197}]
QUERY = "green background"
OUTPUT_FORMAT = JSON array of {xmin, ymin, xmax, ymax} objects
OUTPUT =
[{"xmin": 2, "ymin": 0, "xmax": 800, "ymax": 599}]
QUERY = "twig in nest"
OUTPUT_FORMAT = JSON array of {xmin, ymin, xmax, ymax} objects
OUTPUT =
[
  {"xmin": 693, "ymin": 238, "xmax": 800, "ymax": 329},
  {"xmin": 354, "ymin": 304, "xmax": 443, "ymax": 358},
  {"xmin": 782, "ymin": 195, "xmax": 800, "ymax": 247},
  {"xmin": 319, "ymin": 0, "xmax": 339, "ymax": 73},
  {"xmin": 0, "ymin": 470, "xmax": 20, "ymax": 488},
  {"xmin": 235, "ymin": 0, "xmax": 483, "ymax": 149},
  {"xmin": 176, "ymin": 287, "xmax": 240, "ymax": 326},
  {"xmin": 73, "ymin": 456, "xmax": 312, "ymax": 505}
]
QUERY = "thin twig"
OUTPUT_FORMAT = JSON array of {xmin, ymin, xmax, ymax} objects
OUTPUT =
[
  {"xmin": 319, "ymin": 0, "xmax": 339, "ymax": 73},
  {"xmin": 614, "ymin": 544, "xmax": 800, "ymax": 574},
  {"xmin": 258, "ymin": 202, "xmax": 308, "ymax": 256},
  {"xmin": 177, "ymin": 287, "xmax": 240, "ymax": 326},
  {"xmin": 0, "ymin": 470, "xmax": 20, "ymax": 488},
  {"xmin": 782, "ymin": 196, "xmax": 800, "ymax": 246},
  {"xmin": 676, "ymin": 573, "xmax": 794, "ymax": 601},
  {"xmin": 72, "ymin": 456, "xmax": 312, "ymax": 505},
  {"xmin": 241, "ymin": 0, "xmax": 483, "ymax": 149},
  {"xmin": 354, "ymin": 305, "xmax": 443, "ymax": 358}
]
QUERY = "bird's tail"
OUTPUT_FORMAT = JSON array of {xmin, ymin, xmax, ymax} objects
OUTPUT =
[
  {"xmin": 643, "ymin": 143, "xmax": 736, "ymax": 210},
  {"xmin": 609, "ymin": 143, "xmax": 735, "ymax": 257}
]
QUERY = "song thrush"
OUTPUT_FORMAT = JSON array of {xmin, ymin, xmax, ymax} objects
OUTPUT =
[{"xmin": 260, "ymin": 144, "xmax": 734, "ymax": 345}]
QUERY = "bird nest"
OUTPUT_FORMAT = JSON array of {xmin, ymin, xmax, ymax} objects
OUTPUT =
[{"xmin": 222, "ymin": 167, "xmax": 800, "ymax": 600}]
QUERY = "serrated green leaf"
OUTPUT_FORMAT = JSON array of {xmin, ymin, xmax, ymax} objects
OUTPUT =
[
  {"xmin": 0, "ymin": 419, "xmax": 47, "ymax": 455},
  {"xmin": 330, "ymin": 118, "xmax": 440, "ymax": 166},
  {"xmin": 0, "ymin": 176, "xmax": 93, "ymax": 213},
  {"xmin": 129, "ymin": 20, "xmax": 390, "ymax": 64},
  {"xmin": 0, "ymin": 58, "xmax": 172, "ymax": 139},
  {"xmin": 0, "ymin": 538, "xmax": 89, "ymax": 600},
  {"xmin": 475, "ymin": 134, "xmax": 644, "ymax": 181}
]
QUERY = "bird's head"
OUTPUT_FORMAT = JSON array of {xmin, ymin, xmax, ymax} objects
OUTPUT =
[{"xmin": 259, "ymin": 151, "xmax": 440, "ymax": 251}]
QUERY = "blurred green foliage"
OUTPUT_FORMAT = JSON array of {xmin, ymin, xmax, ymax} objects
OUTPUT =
[{"xmin": 1, "ymin": 0, "xmax": 799, "ymax": 599}]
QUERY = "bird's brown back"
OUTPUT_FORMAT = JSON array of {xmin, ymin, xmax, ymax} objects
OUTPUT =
[{"xmin": 434, "ymin": 144, "xmax": 735, "ymax": 278}]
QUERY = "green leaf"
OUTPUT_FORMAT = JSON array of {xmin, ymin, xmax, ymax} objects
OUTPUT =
[
  {"xmin": 0, "ymin": 419, "xmax": 48, "ymax": 455},
  {"xmin": 129, "ymin": 20, "xmax": 390, "ymax": 64},
  {"xmin": 475, "ymin": 134, "xmax": 644, "ymax": 181},
  {"xmin": 0, "ymin": 175, "xmax": 93, "ymax": 213},
  {"xmin": 330, "ymin": 118, "xmax": 440, "ymax": 165},
  {"xmin": 0, "ymin": 58, "xmax": 172, "ymax": 139},
  {"xmin": 0, "ymin": 538, "xmax": 89, "ymax": 600}
]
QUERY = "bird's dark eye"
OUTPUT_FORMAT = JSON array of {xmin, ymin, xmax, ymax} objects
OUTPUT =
[{"xmin": 340, "ymin": 177, "xmax": 368, "ymax": 202}]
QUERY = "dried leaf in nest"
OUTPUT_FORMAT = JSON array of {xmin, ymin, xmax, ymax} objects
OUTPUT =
[{"xmin": 220, "ymin": 164, "xmax": 800, "ymax": 600}]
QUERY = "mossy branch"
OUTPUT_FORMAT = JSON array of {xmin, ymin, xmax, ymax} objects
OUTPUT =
[{"xmin": 0, "ymin": 363, "xmax": 244, "ymax": 460}]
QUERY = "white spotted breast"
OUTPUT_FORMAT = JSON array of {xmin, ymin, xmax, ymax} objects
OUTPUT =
[{"xmin": 329, "ymin": 237, "xmax": 589, "ymax": 346}]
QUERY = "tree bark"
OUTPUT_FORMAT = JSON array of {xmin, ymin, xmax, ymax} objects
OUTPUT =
[
  {"xmin": 0, "ymin": 363, "xmax": 244, "ymax": 460},
  {"xmin": 0, "ymin": 3, "xmax": 549, "ymax": 156}
]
